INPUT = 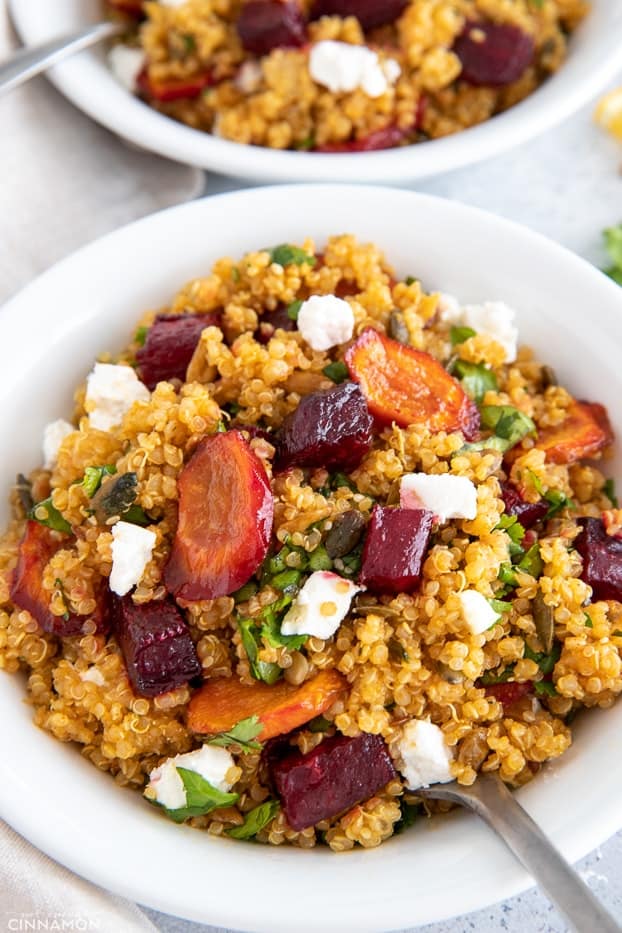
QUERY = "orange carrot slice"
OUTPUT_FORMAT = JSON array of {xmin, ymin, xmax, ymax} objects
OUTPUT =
[{"xmin": 536, "ymin": 399, "xmax": 613, "ymax": 464}]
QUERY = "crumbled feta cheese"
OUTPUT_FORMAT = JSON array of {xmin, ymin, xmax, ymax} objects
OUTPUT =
[
  {"xmin": 437, "ymin": 294, "xmax": 518, "ymax": 363},
  {"xmin": 457, "ymin": 590, "xmax": 500, "ymax": 635},
  {"xmin": 309, "ymin": 41, "xmax": 400, "ymax": 99},
  {"xmin": 85, "ymin": 363, "xmax": 150, "ymax": 432},
  {"xmin": 281, "ymin": 571, "xmax": 362, "ymax": 640},
  {"xmin": 42, "ymin": 419, "xmax": 74, "ymax": 470},
  {"xmin": 109, "ymin": 521, "xmax": 156, "ymax": 597},
  {"xmin": 396, "ymin": 720, "xmax": 454, "ymax": 790},
  {"xmin": 235, "ymin": 60, "xmax": 263, "ymax": 94},
  {"xmin": 296, "ymin": 295, "xmax": 355, "ymax": 351},
  {"xmin": 107, "ymin": 45, "xmax": 147, "ymax": 93},
  {"xmin": 400, "ymin": 473, "xmax": 477, "ymax": 523},
  {"xmin": 80, "ymin": 667, "xmax": 105, "ymax": 686},
  {"xmin": 147, "ymin": 745, "xmax": 235, "ymax": 811},
  {"xmin": 158, "ymin": 0, "xmax": 188, "ymax": 6}
]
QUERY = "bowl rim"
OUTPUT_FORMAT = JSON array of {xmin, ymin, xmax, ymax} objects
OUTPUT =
[
  {"xmin": 8, "ymin": 0, "xmax": 622, "ymax": 182},
  {"xmin": 1, "ymin": 185, "xmax": 622, "ymax": 932}
]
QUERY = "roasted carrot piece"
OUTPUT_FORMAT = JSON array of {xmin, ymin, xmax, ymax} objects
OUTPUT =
[
  {"xmin": 188, "ymin": 669, "xmax": 347, "ymax": 740},
  {"xmin": 10, "ymin": 521, "xmax": 108, "ymax": 637},
  {"xmin": 345, "ymin": 327, "xmax": 479, "ymax": 439},
  {"xmin": 163, "ymin": 431, "xmax": 274, "ymax": 601},
  {"xmin": 536, "ymin": 399, "xmax": 613, "ymax": 464}
]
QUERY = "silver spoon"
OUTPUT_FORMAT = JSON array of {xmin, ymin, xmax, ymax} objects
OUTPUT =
[
  {"xmin": 417, "ymin": 773, "xmax": 620, "ymax": 933},
  {"xmin": 0, "ymin": 22, "xmax": 123, "ymax": 96}
]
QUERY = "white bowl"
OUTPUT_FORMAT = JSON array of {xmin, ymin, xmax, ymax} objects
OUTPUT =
[
  {"xmin": 1, "ymin": 186, "xmax": 621, "ymax": 932},
  {"xmin": 9, "ymin": 0, "xmax": 622, "ymax": 183}
]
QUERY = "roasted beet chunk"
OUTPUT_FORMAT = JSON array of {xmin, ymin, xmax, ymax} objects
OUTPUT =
[
  {"xmin": 574, "ymin": 518, "xmax": 622, "ymax": 603},
  {"xmin": 111, "ymin": 595, "xmax": 201, "ymax": 697},
  {"xmin": 10, "ymin": 521, "xmax": 108, "ymax": 638},
  {"xmin": 270, "ymin": 732, "xmax": 396, "ymax": 830},
  {"xmin": 310, "ymin": 0, "xmax": 407, "ymax": 30},
  {"xmin": 274, "ymin": 382, "xmax": 373, "ymax": 473},
  {"xmin": 360, "ymin": 505, "xmax": 434, "ymax": 594},
  {"xmin": 136, "ymin": 313, "xmax": 219, "ymax": 390},
  {"xmin": 237, "ymin": 1, "xmax": 307, "ymax": 55},
  {"xmin": 501, "ymin": 483, "xmax": 548, "ymax": 530},
  {"xmin": 453, "ymin": 20, "xmax": 535, "ymax": 87},
  {"xmin": 255, "ymin": 305, "xmax": 297, "ymax": 344}
]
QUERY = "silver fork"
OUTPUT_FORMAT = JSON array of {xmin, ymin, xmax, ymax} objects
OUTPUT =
[
  {"xmin": 0, "ymin": 22, "xmax": 123, "ymax": 96},
  {"xmin": 417, "ymin": 773, "xmax": 620, "ymax": 933}
]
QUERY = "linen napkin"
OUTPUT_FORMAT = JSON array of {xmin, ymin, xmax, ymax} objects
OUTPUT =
[{"xmin": 0, "ymin": 0, "xmax": 203, "ymax": 306}]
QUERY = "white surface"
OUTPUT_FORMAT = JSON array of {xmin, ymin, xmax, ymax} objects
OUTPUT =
[
  {"xmin": 397, "ymin": 720, "xmax": 454, "ymax": 791},
  {"xmin": 8, "ymin": 0, "xmax": 622, "ymax": 182},
  {"xmin": 0, "ymin": 186, "xmax": 621, "ymax": 933}
]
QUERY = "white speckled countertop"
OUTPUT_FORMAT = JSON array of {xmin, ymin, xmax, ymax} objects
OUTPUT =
[{"xmin": 142, "ymin": 77, "xmax": 622, "ymax": 933}]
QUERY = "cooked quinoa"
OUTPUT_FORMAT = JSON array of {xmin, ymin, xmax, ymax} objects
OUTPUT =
[
  {"xmin": 1, "ymin": 234, "xmax": 620, "ymax": 851},
  {"xmin": 106, "ymin": 0, "xmax": 589, "ymax": 152}
]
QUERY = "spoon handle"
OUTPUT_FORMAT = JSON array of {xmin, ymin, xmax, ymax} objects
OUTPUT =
[
  {"xmin": 431, "ymin": 774, "xmax": 620, "ymax": 933},
  {"xmin": 0, "ymin": 22, "xmax": 122, "ymax": 96}
]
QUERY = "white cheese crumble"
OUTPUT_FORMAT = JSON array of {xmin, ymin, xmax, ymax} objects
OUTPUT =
[
  {"xmin": 107, "ymin": 45, "xmax": 146, "ymax": 93},
  {"xmin": 309, "ymin": 41, "xmax": 400, "ymax": 99},
  {"xmin": 146, "ymin": 745, "xmax": 235, "ymax": 811},
  {"xmin": 400, "ymin": 473, "xmax": 477, "ymax": 523},
  {"xmin": 80, "ymin": 667, "xmax": 105, "ymax": 686},
  {"xmin": 457, "ymin": 590, "xmax": 500, "ymax": 635},
  {"xmin": 437, "ymin": 294, "xmax": 518, "ymax": 363},
  {"xmin": 396, "ymin": 720, "xmax": 454, "ymax": 790},
  {"xmin": 297, "ymin": 294, "xmax": 355, "ymax": 351},
  {"xmin": 85, "ymin": 363, "xmax": 150, "ymax": 432},
  {"xmin": 158, "ymin": 0, "xmax": 189, "ymax": 6},
  {"xmin": 235, "ymin": 60, "xmax": 263, "ymax": 94},
  {"xmin": 109, "ymin": 521, "xmax": 156, "ymax": 597},
  {"xmin": 280, "ymin": 571, "xmax": 362, "ymax": 640},
  {"xmin": 42, "ymin": 419, "xmax": 74, "ymax": 470}
]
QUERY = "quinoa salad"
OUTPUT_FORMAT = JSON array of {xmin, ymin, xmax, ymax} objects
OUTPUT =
[
  {"xmin": 1, "ymin": 234, "xmax": 620, "ymax": 851},
  {"xmin": 105, "ymin": 0, "xmax": 588, "ymax": 152}
]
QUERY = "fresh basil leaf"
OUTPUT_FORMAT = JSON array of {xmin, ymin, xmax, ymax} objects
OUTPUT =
[
  {"xmin": 160, "ymin": 768, "xmax": 239, "ymax": 823},
  {"xmin": 603, "ymin": 478, "xmax": 619, "ymax": 508},
  {"xmin": 286, "ymin": 299, "xmax": 303, "ymax": 321},
  {"xmin": 517, "ymin": 543, "xmax": 543, "ymax": 579},
  {"xmin": 238, "ymin": 618, "xmax": 282, "ymax": 684},
  {"xmin": 208, "ymin": 715, "xmax": 263, "ymax": 753},
  {"xmin": 534, "ymin": 680, "xmax": 558, "ymax": 697},
  {"xmin": 450, "ymin": 326, "xmax": 477, "ymax": 346},
  {"xmin": 227, "ymin": 800, "xmax": 280, "ymax": 840},
  {"xmin": 323, "ymin": 361, "xmax": 349, "ymax": 384},
  {"xmin": 267, "ymin": 245, "xmax": 316, "ymax": 268},
  {"xmin": 134, "ymin": 325, "xmax": 149, "ymax": 347},
  {"xmin": 29, "ymin": 497, "xmax": 72, "ymax": 534},
  {"xmin": 452, "ymin": 360, "xmax": 498, "ymax": 404},
  {"xmin": 480, "ymin": 406, "xmax": 537, "ymax": 449}
]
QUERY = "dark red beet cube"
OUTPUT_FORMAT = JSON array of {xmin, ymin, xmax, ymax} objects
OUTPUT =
[
  {"xmin": 481, "ymin": 680, "xmax": 533, "ymax": 708},
  {"xmin": 453, "ymin": 20, "xmax": 534, "ymax": 87},
  {"xmin": 310, "ymin": 0, "xmax": 407, "ymax": 30},
  {"xmin": 360, "ymin": 505, "xmax": 434, "ymax": 594},
  {"xmin": 270, "ymin": 732, "xmax": 396, "ymax": 830},
  {"xmin": 315, "ymin": 124, "xmax": 407, "ymax": 153},
  {"xmin": 255, "ymin": 305, "xmax": 297, "ymax": 344},
  {"xmin": 274, "ymin": 382, "xmax": 373, "ymax": 473},
  {"xmin": 136, "ymin": 313, "xmax": 220, "ymax": 390},
  {"xmin": 501, "ymin": 483, "xmax": 549, "ymax": 530},
  {"xmin": 237, "ymin": 1, "xmax": 307, "ymax": 55},
  {"xmin": 574, "ymin": 518, "xmax": 622, "ymax": 602},
  {"xmin": 111, "ymin": 594, "xmax": 201, "ymax": 697}
]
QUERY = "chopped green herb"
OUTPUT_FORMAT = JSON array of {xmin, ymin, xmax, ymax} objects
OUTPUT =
[
  {"xmin": 337, "ymin": 541, "xmax": 363, "ymax": 577},
  {"xmin": 233, "ymin": 581, "xmax": 258, "ymax": 604},
  {"xmin": 489, "ymin": 598, "xmax": 513, "ymax": 616},
  {"xmin": 29, "ymin": 497, "xmax": 71, "ymax": 534},
  {"xmin": 534, "ymin": 680, "xmax": 558, "ymax": 697},
  {"xmin": 208, "ymin": 715, "xmax": 263, "ymax": 754},
  {"xmin": 603, "ymin": 478, "xmax": 619, "ymax": 508},
  {"xmin": 613, "ymin": 630, "xmax": 622, "ymax": 637},
  {"xmin": 603, "ymin": 223, "xmax": 622, "ymax": 285},
  {"xmin": 286, "ymin": 299, "xmax": 303, "ymax": 321},
  {"xmin": 543, "ymin": 488, "xmax": 573, "ymax": 519},
  {"xmin": 495, "ymin": 514, "xmax": 526, "ymax": 558},
  {"xmin": 479, "ymin": 666, "xmax": 515, "ymax": 686},
  {"xmin": 517, "ymin": 543, "xmax": 543, "ymax": 579},
  {"xmin": 238, "ymin": 618, "xmax": 282, "ymax": 685},
  {"xmin": 528, "ymin": 0, "xmax": 545, "ymax": 8},
  {"xmin": 123, "ymin": 504, "xmax": 151, "ymax": 526},
  {"xmin": 480, "ymin": 405, "xmax": 537, "ymax": 448},
  {"xmin": 584, "ymin": 612, "xmax": 593, "ymax": 628},
  {"xmin": 294, "ymin": 136, "xmax": 315, "ymax": 151},
  {"xmin": 526, "ymin": 469, "xmax": 544, "ymax": 495},
  {"xmin": 460, "ymin": 436, "xmax": 513, "ymax": 455},
  {"xmin": 395, "ymin": 799, "xmax": 420, "ymax": 834},
  {"xmin": 227, "ymin": 800, "xmax": 280, "ymax": 840},
  {"xmin": 331, "ymin": 472, "xmax": 357, "ymax": 491},
  {"xmin": 524, "ymin": 641, "xmax": 560, "ymax": 676},
  {"xmin": 308, "ymin": 545, "xmax": 333, "ymax": 572},
  {"xmin": 308, "ymin": 715, "xmax": 332, "ymax": 733},
  {"xmin": 450, "ymin": 325, "xmax": 477, "ymax": 346},
  {"xmin": 271, "ymin": 568, "xmax": 302, "ymax": 594},
  {"xmin": 498, "ymin": 563, "xmax": 518, "ymax": 588},
  {"xmin": 267, "ymin": 245, "xmax": 316, "ymax": 268},
  {"xmin": 255, "ymin": 593, "xmax": 308, "ymax": 650},
  {"xmin": 404, "ymin": 276, "xmax": 417, "ymax": 286},
  {"xmin": 134, "ymin": 325, "xmax": 149, "ymax": 347},
  {"xmin": 322, "ymin": 361, "xmax": 349, "ymax": 384},
  {"xmin": 182, "ymin": 33, "xmax": 196, "ymax": 52},
  {"xmin": 159, "ymin": 768, "xmax": 239, "ymax": 823},
  {"xmin": 81, "ymin": 464, "xmax": 117, "ymax": 498},
  {"xmin": 452, "ymin": 360, "xmax": 498, "ymax": 405},
  {"xmin": 231, "ymin": 266, "xmax": 241, "ymax": 283}
]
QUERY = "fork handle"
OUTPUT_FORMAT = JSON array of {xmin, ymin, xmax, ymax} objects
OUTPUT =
[
  {"xmin": 436, "ymin": 774, "xmax": 620, "ymax": 933},
  {"xmin": 0, "ymin": 22, "xmax": 122, "ymax": 96}
]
